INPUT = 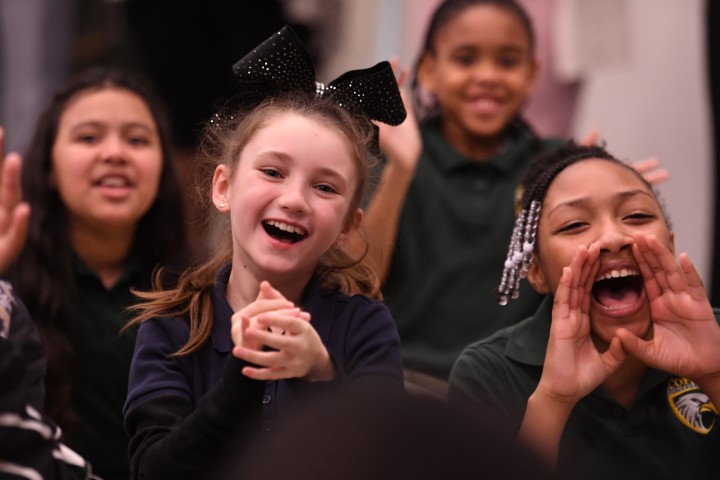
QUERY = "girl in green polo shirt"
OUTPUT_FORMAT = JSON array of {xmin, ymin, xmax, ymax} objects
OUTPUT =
[{"xmin": 450, "ymin": 141, "xmax": 720, "ymax": 478}]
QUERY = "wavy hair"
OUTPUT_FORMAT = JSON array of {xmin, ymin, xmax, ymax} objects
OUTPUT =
[{"xmin": 126, "ymin": 90, "xmax": 381, "ymax": 356}]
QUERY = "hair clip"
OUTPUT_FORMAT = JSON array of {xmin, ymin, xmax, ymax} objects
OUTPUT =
[{"xmin": 231, "ymin": 25, "xmax": 407, "ymax": 127}]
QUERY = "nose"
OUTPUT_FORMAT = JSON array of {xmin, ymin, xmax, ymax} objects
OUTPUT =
[
  {"xmin": 596, "ymin": 219, "xmax": 633, "ymax": 254},
  {"xmin": 277, "ymin": 182, "xmax": 310, "ymax": 214},
  {"xmin": 472, "ymin": 59, "xmax": 500, "ymax": 84},
  {"xmin": 100, "ymin": 134, "xmax": 127, "ymax": 164}
]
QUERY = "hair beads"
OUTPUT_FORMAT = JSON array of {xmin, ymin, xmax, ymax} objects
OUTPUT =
[{"xmin": 497, "ymin": 200, "xmax": 541, "ymax": 305}]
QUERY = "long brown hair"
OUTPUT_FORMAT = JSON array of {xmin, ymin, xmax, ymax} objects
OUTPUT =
[
  {"xmin": 7, "ymin": 66, "xmax": 190, "ymax": 428},
  {"xmin": 126, "ymin": 90, "xmax": 381, "ymax": 356}
]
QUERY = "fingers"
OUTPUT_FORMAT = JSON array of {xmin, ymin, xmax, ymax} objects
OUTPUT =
[
  {"xmin": 678, "ymin": 252, "xmax": 707, "ymax": 300},
  {"xmin": 629, "ymin": 156, "xmax": 670, "ymax": 186},
  {"xmin": 579, "ymin": 128, "xmax": 600, "ymax": 146},
  {"xmin": 256, "ymin": 280, "xmax": 288, "ymax": 302},
  {"xmin": 553, "ymin": 266, "xmax": 573, "ymax": 320},
  {"xmin": 600, "ymin": 336, "xmax": 627, "ymax": 371},
  {"xmin": 632, "ymin": 234, "xmax": 684, "ymax": 295},
  {"xmin": 614, "ymin": 326, "xmax": 649, "ymax": 362}
]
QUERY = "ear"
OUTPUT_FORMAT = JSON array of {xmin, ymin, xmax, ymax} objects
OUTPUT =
[
  {"xmin": 668, "ymin": 231, "xmax": 676, "ymax": 255},
  {"xmin": 334, "ymin": 208, "xmax": 363, "ymax": 249},
  {"xmin": 526, "ymin": 259, "xmax": 551, "ymax": 295},
  {"xmin": 416, "ymin": 52, "xmax": 437, "ymax": 94},
  {"xmin": 524, "ymin": 57, "xmax": 539, "ymax": 97},
  {"xmin": 212, "ymin": 165, "xmax": 231, "ymax": 212}
]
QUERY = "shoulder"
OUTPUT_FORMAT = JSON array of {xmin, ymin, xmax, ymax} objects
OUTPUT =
[{"xmin": 135, "ymin": 313, "xmax": 191, "ymax": 354}]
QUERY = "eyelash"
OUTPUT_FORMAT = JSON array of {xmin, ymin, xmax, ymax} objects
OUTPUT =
[
  {"xmin": 260, "ymin": 169, "xmax": 338, "ymax": 194},
  {"xmin": 557, "ymin": 213, "xmax": 656, "ymax": 233}
]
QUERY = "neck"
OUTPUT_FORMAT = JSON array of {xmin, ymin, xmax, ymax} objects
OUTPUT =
[
  {"xmin": 441, "ymin": 123, "xmax": 505, "ymax": 161},
  {"xmin": 225, "ymin": 264, "xmax": 311, "ymax": 312},
  {"xmin": 601, "ymin": 355, "xmax": 647, "ymax": 409},
  {"xmin": 70, "ymin": 223, "xmax": 136, "ymax": 289}
]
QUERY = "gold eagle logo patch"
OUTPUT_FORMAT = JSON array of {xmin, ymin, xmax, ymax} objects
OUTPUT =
[{"xmin": 667, "ymin": 378, "xmax": 718, "ymax": 434}]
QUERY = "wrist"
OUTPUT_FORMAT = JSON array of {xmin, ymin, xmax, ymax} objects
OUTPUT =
[{"xmin": 306, "ymin": 349, "xmax": 337, "ymax": 382}]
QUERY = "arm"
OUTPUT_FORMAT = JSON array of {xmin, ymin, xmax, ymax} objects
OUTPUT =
[
  {"xmin": 346, "ymin": 65, "xmax": 422, "ymax": 284},
  {"xmin": 615, "ymin": 234, "xmax": 720, "ymax": 406},
  {"xmin": 124, "ymin": 318, "xmax": 265, "ymax": 480},
  {"xmin": 519, "ymin": 245, "xmax": 625, "ymax": 466}
]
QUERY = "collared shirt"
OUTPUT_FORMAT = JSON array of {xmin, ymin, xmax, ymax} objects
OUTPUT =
[
  {"xmin": 450, "ymin": 297, "xmax": 720, "ymax": 479},
  {"xmin": 69, "ymin": 252, "xmax": 142, "ymax": 480},
  {"xmin": 383, "ymin": 121, "xmax": 563, "ymax": 379},
  {"xmin": 124, "ymin": 264, "xmax": 404, "ymax": 480}
]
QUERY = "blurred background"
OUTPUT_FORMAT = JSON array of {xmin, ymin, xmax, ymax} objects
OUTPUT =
[{"xmin": 1, "ymin": 0, "xmax": 718, "ymax": 301}]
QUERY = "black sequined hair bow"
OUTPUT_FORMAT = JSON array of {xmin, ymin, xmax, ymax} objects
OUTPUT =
[{"xmin": 231, "ymin": 25, "xmax": 407, "ymax": 127}]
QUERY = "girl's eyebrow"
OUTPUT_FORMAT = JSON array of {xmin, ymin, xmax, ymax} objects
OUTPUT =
[
  {"xmin": 69, "ymin": 121, "xmax": 154, "ymax": 133},
  {"xmin": 546, "ymin": 189, "xmax": 656, "ymax": 216},
  {"xmin": 255, "ymin": 150, "xmax": 350, "ymax": 186}
]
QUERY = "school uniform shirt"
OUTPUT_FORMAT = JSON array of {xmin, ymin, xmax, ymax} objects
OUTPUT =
[
  {"xmin": 449, "ymin": 296, "xmax": 720, "ymax": 480},
  {"xmin": 0, "ymin": 281, "xmax": 93, "ymax": 479},
  {"xmin": 383, "ymin": 119, "xmax": 563, "ymax": 380},
  {"xmin": 68, "ymin": 252, "xmax": 141, "ymax": 480},
  {"xmin": 124, "ymin": 264, "xmax": 404, "ymax": 480}
]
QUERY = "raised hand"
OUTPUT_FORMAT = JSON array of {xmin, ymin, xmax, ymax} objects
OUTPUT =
[
  {"xmin": 0, "ymin": 127, "xmax": 30, "ymax": 273},
  {"xmin": 615, "ymin": 234, "xmax": 720, "ymax": 385},
  {"xmin": 519, "ymin": 244, "xmax": 625, "ymax": 464},
  {"xmin": 538, "ymin": 244, "xmax": 625, "ymax": 404},
  {"xmin": 231, "ymin": 281, "xmax": 336, "ymax": 382},
  {"xmin": 376, "ymin": 58, "xmax": 422, "ymax": 174},
  {"xmin": 629, "ymin": 156, "xmax": 669, "ymax": 186}
]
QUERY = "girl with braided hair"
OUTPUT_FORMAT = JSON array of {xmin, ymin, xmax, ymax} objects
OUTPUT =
[
  {"xmin": 122, "ymin": 27, "xmax": 406, "ymax": 479},
  {"xmin": 449, "ymin": 141, "xmax": 720, "ymax": 478}
]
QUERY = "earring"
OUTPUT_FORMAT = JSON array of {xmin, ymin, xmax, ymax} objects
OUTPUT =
[{"xmin": 219, "ymin": 200, "xmax": 226, "ymax": 208}]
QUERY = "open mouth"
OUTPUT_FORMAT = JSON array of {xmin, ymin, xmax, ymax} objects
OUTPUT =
[
  {"xmin": 592, "ymin": 269, "xmax": 644, "ymax": 311},
  {"xmin": 94, "ymin": 175, "xmax": 133, "ymax": 188},
  {"xmin": 263, "ymin": 220, "xmax": 307, "ymax": 244}
]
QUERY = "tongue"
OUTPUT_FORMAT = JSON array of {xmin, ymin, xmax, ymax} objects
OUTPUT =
[{"xmin": 595, "ymin": 285, "xmax": 641, "ymax": 308}]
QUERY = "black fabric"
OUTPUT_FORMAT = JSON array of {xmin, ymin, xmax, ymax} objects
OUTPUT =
[
  {"xmin": 0, "ymin": 284, "xmax": 93, "ymax": 480},
  {"xmin": 709, "ymin": 0, "xmax": 720, "ymax": 305},
  {"xmin": 231, "ymin": 25, "xmax": 406, "ymax": 127}
]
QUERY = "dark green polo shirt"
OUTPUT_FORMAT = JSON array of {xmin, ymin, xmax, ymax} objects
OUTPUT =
[
  {"xmin": 449, "ymin": 297, "xmax": 720, "ymax": 479},
  {"xmin": 68, "ymin": 252, "xmax": 142, "ymax": 480},
  {"xmin": 383, "ymin": 121, "xmax": 562, "ymax": 379}
]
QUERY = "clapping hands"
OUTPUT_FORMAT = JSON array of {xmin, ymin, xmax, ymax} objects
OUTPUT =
[{"xmin": 230, "ymin": 281, "xmax": 336, "ymax": 382}]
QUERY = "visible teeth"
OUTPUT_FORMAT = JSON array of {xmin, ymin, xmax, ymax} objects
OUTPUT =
[
  {"xmin": 597, "ymin": 269, "xmax": 638, "ymax": 281},
  {"xmin": 100, "ymin": 176, "xmax": 128, "ymax": 187},
  {"xmin": 266, "ymin": 220, "xmax": 306, "ymax": 236}
]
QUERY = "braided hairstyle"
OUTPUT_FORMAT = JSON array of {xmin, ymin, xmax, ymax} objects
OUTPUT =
[{"xmin": 496, "ymin": 141, "xmax": 670, "ymax": 304}]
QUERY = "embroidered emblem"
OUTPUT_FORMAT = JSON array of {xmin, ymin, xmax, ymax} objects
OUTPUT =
[{"xmin": 667, "ymin": 377, "xmax": 718, "ymax": 434}]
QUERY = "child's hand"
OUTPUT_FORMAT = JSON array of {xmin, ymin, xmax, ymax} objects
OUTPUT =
[
  {"xmin": 538, "ymin": 244, "xmax": 625, "ymax": 405},
  {"xmin": 230, "ymin": 281, "xmax": 297, "ymax": 350},
  {"xmin": 0, "ymin": 127, "xmax": 30, "ymax": 273},
  {"xmin": 579, "ymin": 128, "xmax": 669, "ymax": 186},
  {"xmin": 376, "ymin": 58, "xmax": 422, "ymax": 175},
  {"xmin": 628, "ymin": 156, "xmax": 669, "ymax": 186},
  {"xmin": 231, "ymin": 281, "xmax": 336, "ymax": 382},
  {"xmin": 616, "ymin": 234, "xmax": 720, "ymax": 385}
]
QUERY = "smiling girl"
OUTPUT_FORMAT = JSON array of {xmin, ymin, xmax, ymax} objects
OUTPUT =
[
  {"xmin": 449, "ymin": 142, "xmax": 720, "ymax": 478},
  {"xmin": 5, "ymin": 67, "xmax": 190, "ymax": 480},
  {"xmin": 122, "ymin": 27, "xmax": 405, "ymax": 480}
]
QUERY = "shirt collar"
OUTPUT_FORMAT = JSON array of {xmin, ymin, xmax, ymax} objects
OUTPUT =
[
  {"xmin": 504, "ymin": 295, "xmax": 553, "ymax": 366},
  {"xmin": 505, "ymin": 296, "xmax": 674, "ymax": 395},
  {"xmin": 421, "ymin": 118, "xmax": 538, "ymax": 175}
]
